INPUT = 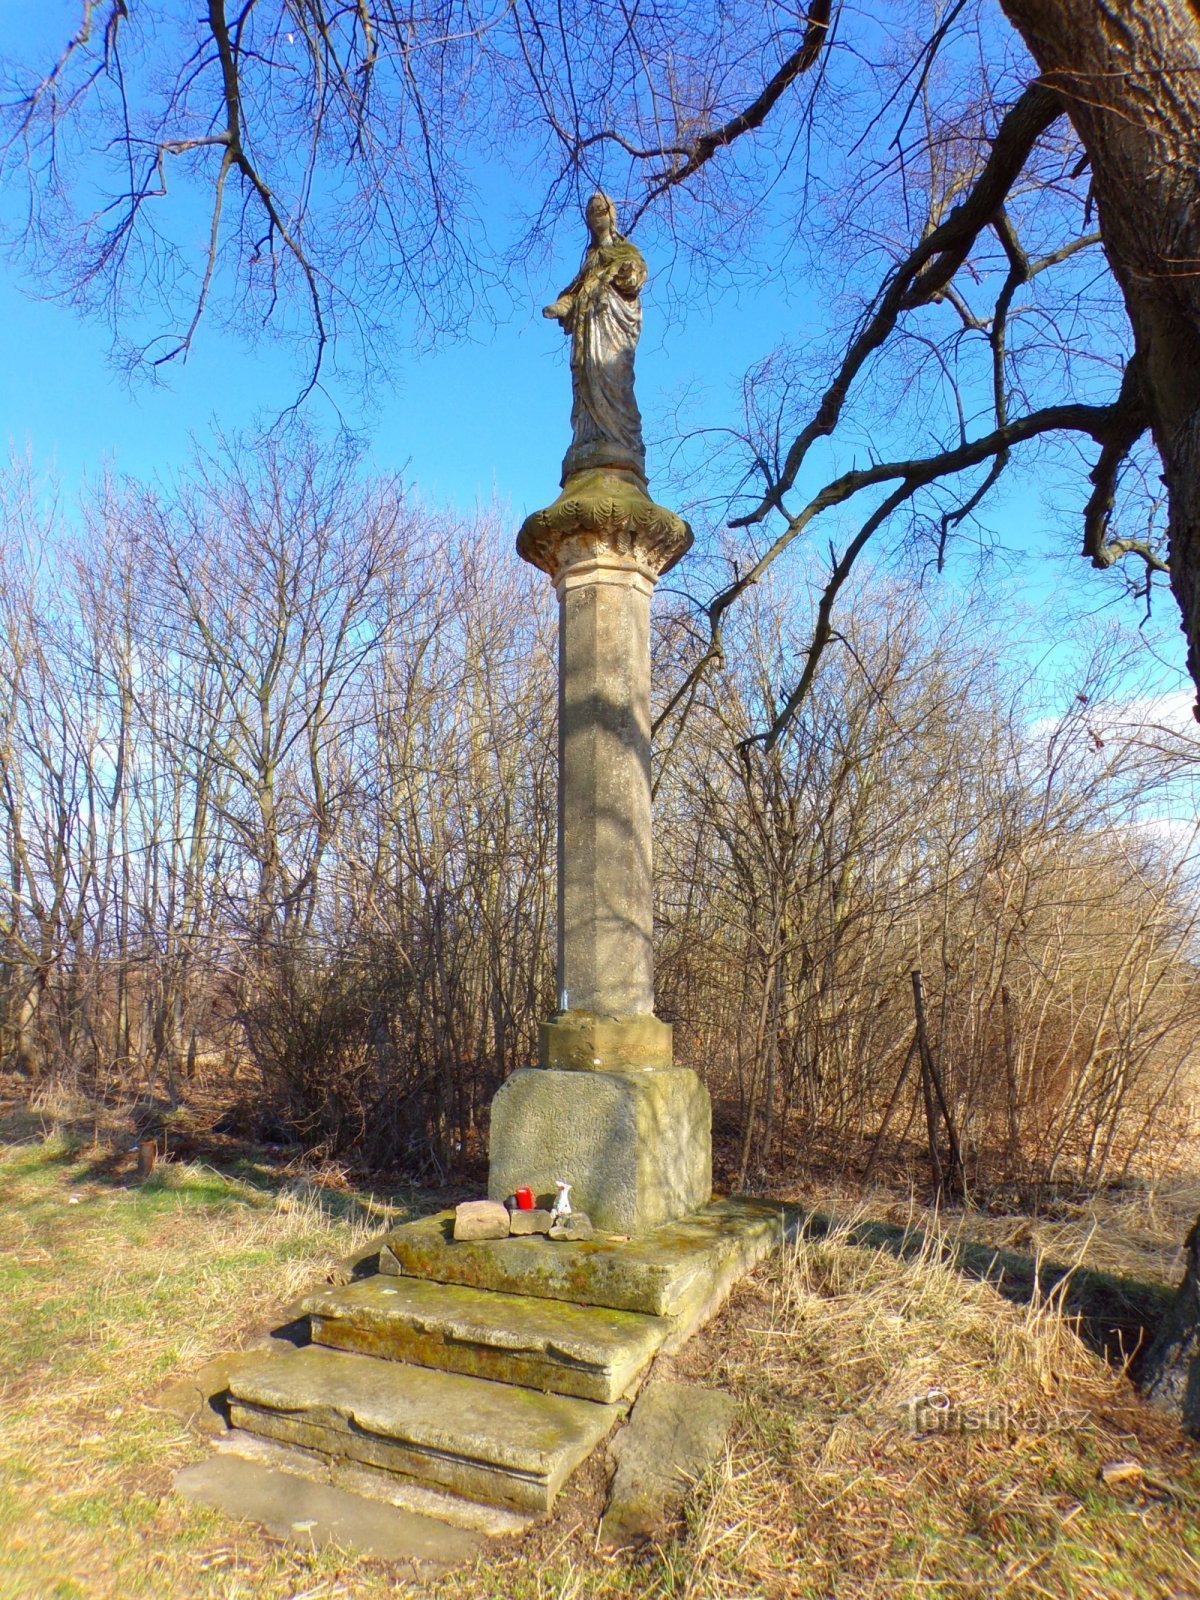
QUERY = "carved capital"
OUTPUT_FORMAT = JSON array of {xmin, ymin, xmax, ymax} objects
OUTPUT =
[{"xmin": 517, "ymin": 468, "xmax": 692, "ymax": 585}]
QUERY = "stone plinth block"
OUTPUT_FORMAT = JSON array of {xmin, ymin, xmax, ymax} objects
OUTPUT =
[
  {"xmin": 175, "ymin": 1454, "xmax": 483, "ymax": 1568},
  {"xmin": 227, "ymin": 1344, "xmax": 620, "ymax": 1514},
  {"xmin": 600, "ymin": 1380, "xmax": 738, "ymax": 1548},
  {"xmin": 509, "ymin": 1208, "xmax": 554, "ymax": 1236},
  {"xmin": 301, "ymin": 1275, "xmax": 666, "ymax": 1403},
  {"xmin": 540, "ymin": 1010, "xmax": 672, "ymax": 1072},
  {"xmin": 379, "ymin": 1197, "xmax": 797, "ymax": 1318},
  {"xmin": 488, "ymin": 1067, "xmax": 711, "ymax": 1235}
]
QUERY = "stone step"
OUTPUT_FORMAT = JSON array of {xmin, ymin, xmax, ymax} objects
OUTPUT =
[
  {"xmin": 175, "ymin": 1451, "xmax": 484, "ymax": 1571},
  {"xmin": 215, "ymin": 1429, "xmax": 535, "ymax": 1538},
  {"xmin": 300, "ymin": 1274, "xmax": 667, "ymax": 1404},
  {"xmin": 379, "ymin": 1196, "xmax": 791, "ymax": 1326},
  {"xmin": 225, "ymin": 1343, "xmax": 621, "ymax": 1514}
]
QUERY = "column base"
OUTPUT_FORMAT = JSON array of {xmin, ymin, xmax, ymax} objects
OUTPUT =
[
  {"xmin": 539, "ymin": 1010, "xmax": 673, "ymax": 1072},
  {"xmin": 488, "ymin": 1067, "xmax": 712, "ymax": 1235}
]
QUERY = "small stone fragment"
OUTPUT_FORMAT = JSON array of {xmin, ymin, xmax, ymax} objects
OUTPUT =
[
  {"xmin": 453, "ymin": 1200, "xmax": 511, "ymax": 1241},
  {"xmin": 152, "ymin": 1349, "xmax": 268, "ymax": 1436},
  {"xmin": 550, "ymin": 1211, "xmax": 594, "ymax": 1241},
  {"xmin": 509, "ymin": 1208, "xmax": 554, "ymax": 1236}
]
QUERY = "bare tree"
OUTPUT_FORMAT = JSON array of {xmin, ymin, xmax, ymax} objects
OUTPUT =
[
  {"xmin": 0, "ymin": 1, "xmax": 833, "ymax": 388},
  {"xmin": 10, "ymin": 1, "xmax": 1200, "ymax": 1423},
  {"xmin": 656, "ymin": 570, "xmax": 1200, "ymax": 1192}
]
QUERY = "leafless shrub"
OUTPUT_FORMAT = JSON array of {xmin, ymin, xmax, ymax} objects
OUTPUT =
[
  {"xmin": 656, "ymin": 572, "xmax": 1200, "ymax": 1191},
  {"xmin": 0, "ymin": 444, "xmax": 1195, "ymax": 1188}
]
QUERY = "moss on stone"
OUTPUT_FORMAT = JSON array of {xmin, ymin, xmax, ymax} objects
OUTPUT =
[{"xmin": 302, "ymin": 1274, "xmax": 666, "ymax": 1402}]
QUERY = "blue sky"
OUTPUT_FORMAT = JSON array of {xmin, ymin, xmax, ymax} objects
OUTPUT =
[
  {"xmin": 1, "ymin": 206, "xmax": 1186, "ymax": 724},
  {"xmin": 0, "ymin": 239, "xmax": 791, "ymax": 524},
  {"xmin": 0, "ymin": 155, "xmax": 830, "ymax": 551},
  {"xmin": 0, "ymin": 0, "xmax": 796, "ymax": 520},
  {"xmin": 0, "ymin": 2, "xmax": 1189, "ymax": 717}
]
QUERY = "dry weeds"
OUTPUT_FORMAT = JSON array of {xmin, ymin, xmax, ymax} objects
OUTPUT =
[
  {"xmin": 949, "ymin": 1178, "xmax": 1200, "ymax": 1291},
  {"xmin": 3, "ymin": 1128, "xmax": 1199, "ymax": 1600}
]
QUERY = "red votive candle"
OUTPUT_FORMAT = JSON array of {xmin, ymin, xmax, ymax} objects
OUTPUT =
[{"xmin": 515, "ymin": 1187, "xmax": 535, "ymax": 1211}]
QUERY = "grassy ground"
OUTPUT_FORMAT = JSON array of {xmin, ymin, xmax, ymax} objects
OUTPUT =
[
  {"xmin": 0, "ymin": 1126, "xmax": 409, "ymax": 1600},
  {"xmin": 3, "ymin": 1121, "xmax": 1200, "ymax": 1599}
]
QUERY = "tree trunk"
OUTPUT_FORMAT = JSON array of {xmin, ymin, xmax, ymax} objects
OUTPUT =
[
  {"xmin": 1001, "ymin": 0, "xmax": 1200, "ymax": 682},
  {"xmin": 1001, "ymin": 0, "xmax": 1200, "ymax": 1432},
  {"xmin": 1141, "ymin": 1219, "xmax": 1200, "ymax": 1431},
  {"xmin": 12, "ymin": 973, "xmax": 43, "ymax": 1078}
]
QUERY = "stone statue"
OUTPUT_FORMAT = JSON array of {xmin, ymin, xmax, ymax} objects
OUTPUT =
[{"xmin": 543, "ymin": 192, "xmax": 647, "ymax": 482}]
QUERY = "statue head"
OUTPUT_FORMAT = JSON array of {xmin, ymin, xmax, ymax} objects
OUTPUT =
[{"xmin": 585, "ymin": 191, "xmax": 618, "ymax": 245}]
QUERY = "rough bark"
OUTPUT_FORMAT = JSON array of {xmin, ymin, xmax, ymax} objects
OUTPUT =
[
  {"xmin": 1001, "ymin": 0, "xmax": 1200, "ymax": 685},
  {"xmin": 1141, "ymin": 1218, "xmax": 1200, "ymax": 1431},
  {"xmin": 1000, "ymin": 0, "xmax": 1200, "ymax": 1434}
]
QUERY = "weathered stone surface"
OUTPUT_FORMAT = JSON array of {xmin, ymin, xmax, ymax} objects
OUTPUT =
[
  {"xmin": 509, "ymin": 1208, "xmax": 554, "ymax": 1236},
  {"xmin": 657, "ymin": 1207, "xmax": 792, "ymax": 1355},
  {"xmin": 488, "ymin": 1066, "xmax": 711, "ymax": 1234},
  {"xmin": 171, "ymin": 1197, "xmax": 795, "ymax": 1546},
  {"xmin": 153, "ymin": 1350, "xmax": 266, "ymax": 1436},
  {"xmin": 217, "ymin": 1430, "xmax": 536, "ymax": 1537},
  {"xmin": 558, "ymin": 559, "xmax": 656, "ymax": 1019},
  {"xmin": 175, "ymin": 1453, "xmax": 483, "ymax": 1568},
  {"xmin": 550, "ymin": 1212, "xmax": 595, "ymax": 1241},
  {"xmin": 330, "ymin": 1231, "xmax": 392, "ymax": 1284},
  {"xmin": 539, "ymin": 1010, "xmax": 673, "ymax": 1072},
  {"xmin": 454, "ymin": 1200, "xmax": 510, "ymax": 1241},
  {"xmin": 226, "ymin": 1344, "xmax": 621, "ymax": 1513},
  {"xmin": 599, "ymin": 1381, "xmax": 738, "ymax": 1548},
  {"xmin": 517, "ymin": 470, "xmax": 692, "ymax": 584},
  {"xmin": 381, "ymin": 1197, "xmax": 792, "ymax": 1317},
  {"xmin": 301, "ymin": 1274, "xmax": 667, "ymax": 1403},
  {"xmin": 539, "ymin": 195, "xmax": 650, "ymax": 486}
]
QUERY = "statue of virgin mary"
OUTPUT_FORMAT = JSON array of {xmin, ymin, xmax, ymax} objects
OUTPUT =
[{"xmin": 543, "ymin": 193, "xmax": 647, "ymax": 482}]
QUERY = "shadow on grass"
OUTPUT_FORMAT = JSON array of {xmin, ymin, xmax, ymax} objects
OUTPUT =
[
  {"xmin": 0, "ymin": 1105, "xmax": 74, "ymax": 1145},
  {"xmin": 81, "ymin": 1156, "xmax": 432, "ymax": 1243},
  {"xmin": 798, "ymin": 1209, "xmax": 1174, "ymax": 1368},
  {"xmin": 0, "ymin": 1102, "xmax": 438, "ymax": 1243}
]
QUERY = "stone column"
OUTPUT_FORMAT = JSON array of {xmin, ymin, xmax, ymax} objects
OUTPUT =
[
  {"xmin": 557, "ymin": 551, "xmax": 656, "ymax": 1028},
  {"xmin": 488, "ymin": 466, "xmax": 713, "ymax": 1234}
]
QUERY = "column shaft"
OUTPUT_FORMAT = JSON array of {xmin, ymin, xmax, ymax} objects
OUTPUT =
[{"xmin": 556, "ymin": 557, "xmax": 654, "ymax": 1017}]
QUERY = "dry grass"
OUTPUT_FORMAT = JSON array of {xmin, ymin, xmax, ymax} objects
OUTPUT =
[
  {"xmin": 0, "ymin": 1128, "xmax": 410, "ymax": 1600},
  {"xmin": 432, "ymin": 1210, "xmax": 1200, "ymax": 1600},
  {"xmin": 3, "ymin": 1124, "xmax": 1200, "ymax": 1600},
  {"xmin": 671, "ymin": 1214, "xmax": 1200, "ymax": 1598},
  {"xmin": 948, "ymin": 1178, "xmax": 1200, "ymax": 1292}
]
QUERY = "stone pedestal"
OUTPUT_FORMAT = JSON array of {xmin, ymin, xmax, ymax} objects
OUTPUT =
[
  {"xmin": 488, "ymin": 1067, "xmax": 712, "ymax": 1235},
  {"xmin": 491, "ymin": 464, "xmax": 711, "ymax": 1235}
]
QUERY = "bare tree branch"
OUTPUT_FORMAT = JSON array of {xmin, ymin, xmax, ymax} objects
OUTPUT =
[
  {"xmin": 731, "ymin": 82, "xmax": 1064, "ymax": 532},
  {"xmin": 656, "ymin": 385, "xmax": 1143, "ymax": 747},
  {"xmin": 1082, "ymin": 354, "xmax": 1162, "ymax": 573},
  {"xmin": 633, "ymin": 0, "xmax": 834, "ymax": 216}
]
